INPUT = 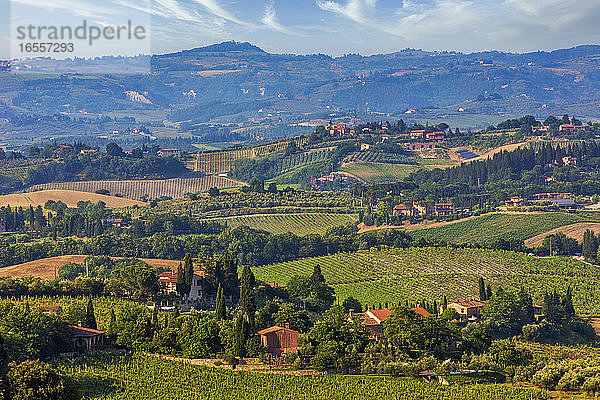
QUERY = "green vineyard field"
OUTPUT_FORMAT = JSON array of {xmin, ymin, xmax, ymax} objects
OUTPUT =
[
  {"xmin": 212, "ymin": 213, "xmax": 356, "ymax": 235},
  {"xmin": 339, "ymin": 162, "xmax": 421, "ymax": 183},
  {"xmin": 253, "ymin": 246, "xmax": 600, "ymax": 312},
  {"xmin": 409, "ymin": 213, "xmax": 594, "ymax": 244},
  {"xmin": 56, "ymin": 354, "xmax": 546, "ymax": 400},
  {"xmin": 26, "ymin": 176, "xmax": 245, "ymax": 201}
]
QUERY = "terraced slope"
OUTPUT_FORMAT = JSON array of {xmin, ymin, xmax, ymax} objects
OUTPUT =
[{"xmin": 253, "ymin": 247, "xmax": 600, "ymax": 312}]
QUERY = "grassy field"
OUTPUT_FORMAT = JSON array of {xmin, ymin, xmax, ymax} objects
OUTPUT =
[
  {"xmin": 56, "ymin": 354, "xmax": 545, "ymax": 400},
  {"xmin": 26, "ymin": 177, "xmax": 246, "ymax": 200},
  {"xmin": 0, "ymin": 255, "xmax": 181, "ymax": 280},
  {"xmin": 409, "ymin": 212, "xmax": 594, "ymax": 244},
  {"xmin": 339, "ymin": 162, "xmax": 421, "ymax": 183},
  {"xmin": 253, "ymin": 246, "xmax": 600, "ymax": 312},
  {"xmin": 0, "ymin": 190, "xmax": 144, "ymax": 209},
  {"xmin": 212, "ymin": 213, "xmax": 357, "ymax": 235}
]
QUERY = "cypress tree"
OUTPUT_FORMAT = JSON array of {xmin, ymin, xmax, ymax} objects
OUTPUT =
[
  {"xmin": 85, "ymin": 297, "xmax": 97, "ymax": 330},
  {"xmin": 176, "ymin": 261, "xmax": 185, "ymax": 297},
  {"xmin": 310, "ymin": 264, "xmax": 326, "ymax": 287},
  {"xmin": 486, "ymin": 284, "xmax": 493, "ymax": 300},
  {"xmin": 151, "ymin": 307, "xmax": 159, "ymax": 332},
  {"xmin": 240, "ymin": 264, "xmax": 256, "ymax": 329},
  {"xmin": 442, "ymin": 295, "xmax": 448, "ymax": 310},
  {"xmin": 478, "ymin": 277, "xmax": 486, "ymax": 301},
  {"xmin": 183, "ymin": 254, "xmax": 194, "ymax": 297},
  {"xmin": 215, "ymin": 284, "xmax": 226, "ymax": 321},
  {"xmin": 107, "ymin": 307, "xmax": 115, "ymax": 337},
  {"xmin": 233, "ymin": 314, "xmax": 247, "ymax": 357}
]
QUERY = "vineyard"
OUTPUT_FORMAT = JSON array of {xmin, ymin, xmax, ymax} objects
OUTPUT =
[
  {"xmin": 56, "ymin": 354, "xmax": 546, "ymax": 400},
  {"xmin": 194, "ymin": 136, "xmax": 312, "ymax": 174},
  {"xmin": 195, "ymin": 149, "xmax": 253, "ymax": 174},
  {"xmin": 212, "ymin": 213, "xmax": 357, "ymax": 235},
  {"xmin": 339, "ymin": 162, "xmax": 421, "ymax": 183},
  {"xmin": 253, "ymin": 246, "xmax": 600, "ymax": 312},
  {"xmin": 409, "ymin": 213, "xmax": 595, "ymax": 244},
  {"xmin": 269, "ymin": 148, "xmax": 333, "ymax": 176},
  {"xmin": 26, "ymin": 177, "xmax": 245, "ymax": 201}
]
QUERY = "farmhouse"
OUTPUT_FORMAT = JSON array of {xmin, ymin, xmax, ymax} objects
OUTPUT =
[
  {"xmin": 393, "ymin": 204, "xmax": 414, "ymax": 217},
  {"xmin": 71, "ymin": 324, "xmax": 106, "ymax": 352},
  {"xmin": 356, "ymin": 307, "xmax": 432, "ymax": 340},
  {"xmin": 434, "ymin": 203, "xmax": 453, "ymax": 216},
  {"xmin": 444, "ymin": 299, "xmax": 485, "ymax": 321},
  {"xmin": 258, "ymin": 324, "xmax": 299, "ymax": 356},
  {"xmin": 413, "ymin": 202, "xmax": 433, "ymax": 216},
  {"xmin": 158, "ymin": 148, "xmax": 182, "ymax": 158},
  {"xmin": 410, "ymin": 130, "xmax": 425, "ymax": 139},
  {"xmin": 405, "ymin": 142, "xmax": 436, "ymax": 151},
  {"xmin": 425, "ymin": 131, "xmax": 445, "ymax": 141},
  {"xmin": 505, "ymin": 197, "xmax": 525, "ymax": 207},
  {"xmin": 327, "ymin": 123, "xmax": 348, "ymax": 136},
  {"xmin": 158, "ymin": 270, "xmax": 206, "ymax": 300}
]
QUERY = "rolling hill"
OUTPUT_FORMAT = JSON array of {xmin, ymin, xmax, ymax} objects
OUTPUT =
[
  {"xmin": 408, "ymin": 212, "xmax": 595, "ymax": 245},
  {"xmin": 253, "ymin": 246, "xmax": 600, "ymax": 313}
]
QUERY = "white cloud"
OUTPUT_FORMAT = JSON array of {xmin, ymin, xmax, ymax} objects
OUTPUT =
[
  {"xmin": 315, "ymin": 0, "xmax": 376, "ymax": 25},
  {"xmin": 261, "ymin": 4, "xmax": 301, "ymax": 36},
  {"xmin": 190, "ymin": 0, "xmax": 250, "ymax": 26}
]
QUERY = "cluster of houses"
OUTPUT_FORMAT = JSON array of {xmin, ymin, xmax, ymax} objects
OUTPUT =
[
  {"xmin": 393, "ymin": 202, "xmax": 454, "ymax": 217},
  {"xmin": 409, "ymin": 130, "xmax": 445, "ymax": 142},
  {"xmin": 326, "ymin": 123, "xmax": 355, "ymax": 136},
  {"xmin": 504, "ymin": 192, "xmax": 582, "ymax": 210}
]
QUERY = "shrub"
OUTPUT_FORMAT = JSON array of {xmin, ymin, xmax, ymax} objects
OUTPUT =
[{"xmin": 7, "ymin": 360, "xmax": 79, "ymax": 400}]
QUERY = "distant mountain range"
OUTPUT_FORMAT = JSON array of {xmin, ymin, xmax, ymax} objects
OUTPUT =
[{"xmin": 3, "ymin": 41, "xmax": 600, "ymax": 135}]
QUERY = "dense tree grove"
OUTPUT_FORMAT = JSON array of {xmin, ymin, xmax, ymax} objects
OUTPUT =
[{"xmin": 363, "ymin": 141, "xmax": 600, "ymax": 208}]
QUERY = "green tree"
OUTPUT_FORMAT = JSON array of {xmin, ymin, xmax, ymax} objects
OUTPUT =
[
  {"xmin": 183, "ymin": 253, "xmax": 194, "ymax": 297},
  {"xmin": 84, "ymin": 297, "xmax": 97, "ymax": 330},
  {"xmin": 582, "ymin": 229, "xmax": 598, "ymax": 261},
  {"xmin": 7, "ymin": 360, "xmax": 77, "ymax": 400},
  {"xmin": 215, "ymin": 284, "xmax": 227, "ymax": 321},
  {"xmin": 239, "ymin": 264, "xmax": 256, "ymax": 329},
  {"xmin": 483, "ymin": 289, "xmax": 533, "ymax": 337},
  {"xmin": 478, "ymin": 277, "xmax": 487, "ymax": 301},
  {"xmin": 342, "ymin": 296, "xmax": 363, "ymax": 313},
  {"xmin": 310, "ymin": 264, "xmax": 326, "ymax": 287},
  {"xmin": 233, "ymin": 314, "xmax": 247, "ymax": 357}
]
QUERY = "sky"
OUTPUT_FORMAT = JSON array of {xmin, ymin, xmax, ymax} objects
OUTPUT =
[{"xmin": 3, "ymin": 0, "xmax": 600, "ymax": 59}]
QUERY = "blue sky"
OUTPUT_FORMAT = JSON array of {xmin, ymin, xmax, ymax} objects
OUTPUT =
[{"xmin": 3, "ymin": 0, "xmax": 600, "ymax": 58}]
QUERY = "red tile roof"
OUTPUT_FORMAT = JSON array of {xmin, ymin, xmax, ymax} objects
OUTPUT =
[
  {"xmin": 257, "ymin": 325, "xmax": 298, "ymax": 335},
  {"xmin": 411, "ymin": 307, "xmax": 432, "ymax": 318},
  {"xmin": 71, "ymin": 326, "xmax": 106, "ymax": 338},
  {"xmin": 365, "ymin": 308, "xmax": 393, "ymax": 324}
]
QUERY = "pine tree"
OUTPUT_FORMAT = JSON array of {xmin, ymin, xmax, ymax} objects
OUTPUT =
[
  {"xmin": 215, "ymin": 284, "xmax": 226, "ymax": 321},
  {"xmin": 240, "ymin": 264, "xmax": 256, "ymax": 329},
  {"xmin": 85, "ymin": 297, "xmax": 97, "ymax": 330},
  {"xmin": 478, "ymin": 277, "xmax": 487, "ymax": 301}
]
